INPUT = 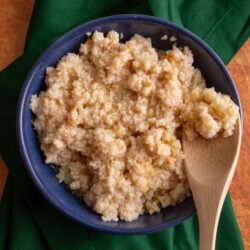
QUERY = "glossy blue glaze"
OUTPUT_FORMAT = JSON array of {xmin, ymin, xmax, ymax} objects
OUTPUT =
[{"xmin": 16, "ymin": 14, "xmax": 241, "ymax": 235}]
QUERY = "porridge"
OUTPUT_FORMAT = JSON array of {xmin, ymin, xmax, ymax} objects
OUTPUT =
[{"xmin": 30, "ymin": 31, "xmax": 239, "ymax": 222}]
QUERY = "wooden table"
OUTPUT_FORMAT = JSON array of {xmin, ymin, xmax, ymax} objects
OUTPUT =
[
  {"xmin": 228, "ymin": 40, "xmax": 250, "ymax": 249},
  {"xmin": 0, "ymin": 2, "xmax": 249, "ymax": 249}
]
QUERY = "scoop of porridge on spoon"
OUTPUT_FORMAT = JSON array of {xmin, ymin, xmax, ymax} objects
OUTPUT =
[{"xmin": 183, "ymin": 115, "xmax": 242, "ymax": 250}]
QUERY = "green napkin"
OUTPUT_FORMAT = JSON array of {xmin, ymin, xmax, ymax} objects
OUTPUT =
[{"xmin": 0, "ymin": 0, "xmax": 249, "ymax": 249}]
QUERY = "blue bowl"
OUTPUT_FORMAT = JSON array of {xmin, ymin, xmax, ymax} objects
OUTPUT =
[{"xmin": 17, "ymin": 14, "xmax": 241, "ymax": 235}]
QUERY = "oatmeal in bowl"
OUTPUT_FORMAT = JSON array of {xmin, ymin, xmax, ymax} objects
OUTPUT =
[{"xmin": 30, "ymin": 30, "xmax": 238, "ymax": 222}]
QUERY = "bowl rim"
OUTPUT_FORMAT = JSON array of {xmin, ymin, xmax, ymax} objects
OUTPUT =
[{"xmin": 16, "ymin": 14, "xmax": 242, "ymax": 235}]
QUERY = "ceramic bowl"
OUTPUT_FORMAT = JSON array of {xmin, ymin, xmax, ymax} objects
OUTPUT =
[{"xmin": 17, "ymin": 14, "xmax": 241, "ymax": 234}]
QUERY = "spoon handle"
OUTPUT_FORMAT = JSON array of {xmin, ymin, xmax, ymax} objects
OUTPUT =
[{"xmin": 194, "ymin": 184, "xmax": 227, "ymax": 250}]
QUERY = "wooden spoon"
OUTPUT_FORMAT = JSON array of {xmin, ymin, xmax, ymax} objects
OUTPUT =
[{"xmin": 183, "ymin": 116, "xmax": 242, "ymax": 250}]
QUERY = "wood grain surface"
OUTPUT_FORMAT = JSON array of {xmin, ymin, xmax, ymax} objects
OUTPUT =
[
  {"xmin": 0, "ymin": 157, "xmax": 8, "ymax": 199},
  {"xmin": 228, "ymin": 39, "xmax": 250, "ymax": 250},
  {"xmin": 0, "ymin": 0, "xmax": 35, "ymax": 70},
  {"xmin": 0, "ymin": 2, "xmax": 249, "ymax": 248}
]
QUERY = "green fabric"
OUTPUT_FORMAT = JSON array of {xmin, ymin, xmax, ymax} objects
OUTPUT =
[{"xmin": 0, "ymin": 0, "xmax": 249, "ymax": 249}]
